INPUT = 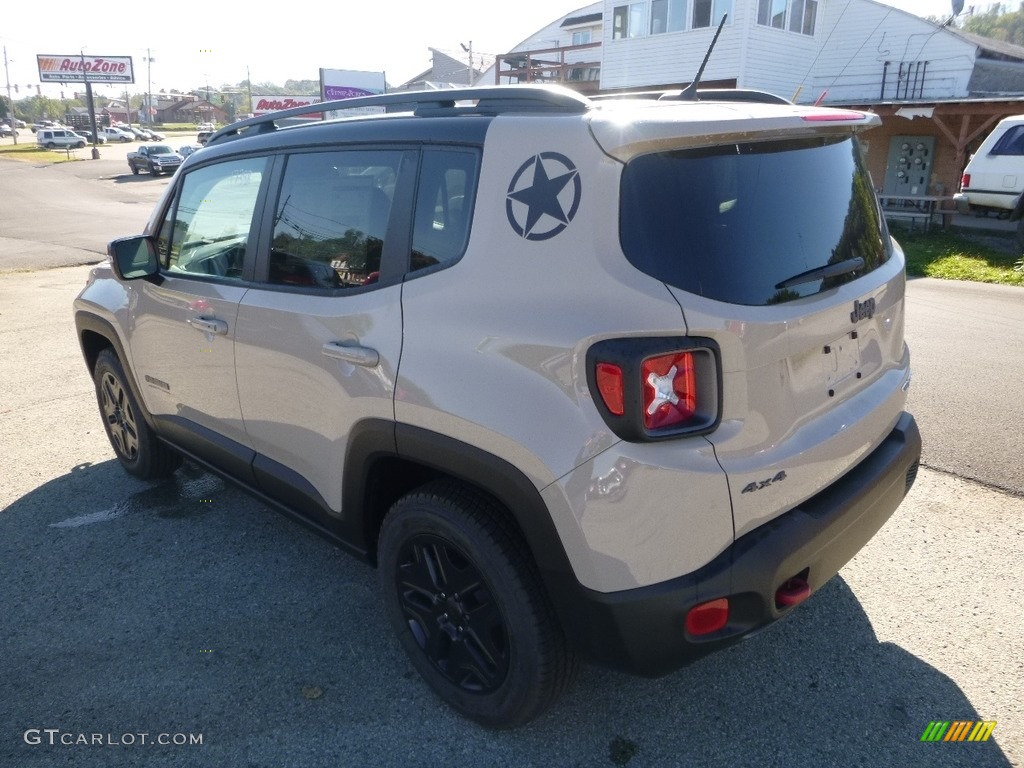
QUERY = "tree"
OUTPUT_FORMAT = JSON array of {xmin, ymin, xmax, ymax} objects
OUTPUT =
[{"xmin": 962, "ymin": 2, "xmax": 1024, "ymax": 45}]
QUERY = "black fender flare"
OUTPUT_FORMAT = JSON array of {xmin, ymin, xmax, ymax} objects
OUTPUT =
[{"xmin": 74, "ymin": 311, "xmax": 156, "ymax": 432}]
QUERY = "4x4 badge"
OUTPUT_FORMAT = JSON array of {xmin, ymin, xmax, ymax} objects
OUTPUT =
[{"xmin": 506, "ymin": 152, "xmax": 581, "ymax": 241}]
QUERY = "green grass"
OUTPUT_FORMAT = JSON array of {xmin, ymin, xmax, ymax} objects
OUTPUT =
[
  {"xmin": 897, "ymin": 230, "xmax": 1024, "ymax": 286},
  {"xmin": 0, "ymin": 143, "xmax": 85, "ymax": 163}
]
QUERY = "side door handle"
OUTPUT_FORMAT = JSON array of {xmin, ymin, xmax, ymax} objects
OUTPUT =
[
  {"xmin": 188, "ymin": 316, "xmax": 229, "ymax": 335},
  {"xmin": 321, "ymin": 341, "xmax": 379, "ymax": 368}
]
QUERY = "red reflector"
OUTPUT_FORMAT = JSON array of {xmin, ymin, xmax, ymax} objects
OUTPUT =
[
  {"xmin": 775, "ymin": 577, "xmax": 811, "ymax": 608},
  {"xmin": 595, "ymin": 362, "xmax": 625, "ymax": 416},
  {"xmin": 801, "ymin": 111, "xmax": 867, "ymax": 122},
  {"xmin": 642, "ymin": 352, "xmax": 696, "ymax": 431},
  {"xmin": 686, "ymin": 598, "xmax": 729, "ymax": 636},
  {"xmin": 961, "ymin": 173, "xmax": 971, "ymax": 190}
]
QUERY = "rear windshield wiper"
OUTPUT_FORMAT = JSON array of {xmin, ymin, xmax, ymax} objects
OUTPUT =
[{"xmin": 775, "ymin": 257, "xmax": 865, "ymax": 290}]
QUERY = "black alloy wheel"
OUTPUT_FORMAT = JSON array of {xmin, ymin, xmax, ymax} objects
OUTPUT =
[
  {"xmin": 394, "ymin": 533, "xmax": 510, "ymax": 694},
  {"xmin": 378, "ymin": 480, "xmax": 578, "ymax": 728},
  {"xmin": 93, "ymin": 348, "xmax": 181, "ymax": 480}
]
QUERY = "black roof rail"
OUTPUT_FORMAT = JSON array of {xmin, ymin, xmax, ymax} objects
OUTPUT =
[
  {"xmin": 592, "ymin": 88, "xmax": 790, "ymax": 105},
  {"xmin": 207, "ymin": 85, "xmax": 591, "ymax": 146},
  {"xmin": 660, "ymin": 88, "xmax": 791, "ymax": 105}
]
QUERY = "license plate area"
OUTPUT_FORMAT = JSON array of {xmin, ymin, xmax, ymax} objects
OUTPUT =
[{"xmin": 821, "ymin": 333, "xmax": 860, "ymax": 388}]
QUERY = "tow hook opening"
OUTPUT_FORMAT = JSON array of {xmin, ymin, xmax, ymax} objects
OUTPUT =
[{"xmin": 775, "ymin": 569, "xmax": 811, "ymax": 609}]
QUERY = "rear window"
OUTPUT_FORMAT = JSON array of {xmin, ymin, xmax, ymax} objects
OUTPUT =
[{"xmin": 620, "ymin": 136, "xmax": 889, "ymax": 306}]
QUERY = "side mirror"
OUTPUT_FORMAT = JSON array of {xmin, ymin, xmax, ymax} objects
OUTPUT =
[{"xmin": 108, "ymin": 236, "xmax": 159, "ymax": 280}]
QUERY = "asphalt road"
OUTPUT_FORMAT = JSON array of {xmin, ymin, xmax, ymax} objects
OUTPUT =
[
  {"xmin": 904, "ymin": 277, "xmax": 1024, "ymax": 497},
  {"xmin": 0, "ymin": 152, "xmax": 1022, "ymax": 767},
  {"xmin": 0, "ymin": 135, "xmax": 188, "ymax": 271}
]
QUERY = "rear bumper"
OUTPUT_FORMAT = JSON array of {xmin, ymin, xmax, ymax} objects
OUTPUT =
[{"xmin": 549, "ymin": 412, "xmax": 921, "ymax": 676}]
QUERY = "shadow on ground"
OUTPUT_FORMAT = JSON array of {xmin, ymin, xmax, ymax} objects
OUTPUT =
[{"xmin": 0, "ymin": 460, "xmax": 1009, "ymax": 768}]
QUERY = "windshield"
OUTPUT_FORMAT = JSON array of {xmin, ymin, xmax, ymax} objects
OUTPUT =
[
  {"xmin": 619, "ymin": 136, "xmax": 889, "ymax": 306},
  {"xmin": 150, "ymin": 145, "xmax": 173, "ymax": 154}
]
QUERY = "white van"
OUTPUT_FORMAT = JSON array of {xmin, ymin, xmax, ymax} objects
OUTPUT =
[
  {"xmin": 36, "ymin": 129, "xmax": 86, "ymax": 149},
  {"xmin": 954, "ymin": 114, "xmax": 1024, "ymax": 246}
]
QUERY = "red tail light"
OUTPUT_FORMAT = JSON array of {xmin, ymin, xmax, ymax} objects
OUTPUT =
[
  {"xmin": 961, "ymin": 173, "xmax": 971, "ymax": 190},
  {"xmin": 595, "ymin": 363, "xmax": 625, "ymax": 416},
  {"xmin": 686, "ymin": 598, "xmax": 730, "ymax": 636},
  {"xmin": 642, "ymin": 352, "xmax": 697, "ymax": 430},
  {"xmin": 586, "ymin": 337, "xmax": 721, "ymax": 442}
]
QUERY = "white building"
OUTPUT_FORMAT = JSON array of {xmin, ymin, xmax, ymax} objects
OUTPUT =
[{"xmin": 482, "ymin": 0, "xmax": 1024, "ymax": 200}]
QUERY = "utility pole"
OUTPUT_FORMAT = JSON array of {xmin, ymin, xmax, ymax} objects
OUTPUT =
[
  {"xmin": 81, "ymin": 51, "xmax": 100, "ymax": 158},
  {"xmin": 3, "ymin": 45, "xmax": 17, "ymax": 145},
  {"xmin": 146, "ymin": 48, "xmax": 153, "ymax": 124},
  {"xmin": 460, "ymin": 41, "xmax": 474, "ymax": 85},
  {"xmin": 246, "ymin": 65, "xmax": 252, "ymax": 114}
]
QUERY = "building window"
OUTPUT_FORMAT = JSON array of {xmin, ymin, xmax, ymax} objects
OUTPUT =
[
  {"xmin": 758, "ymin": 0, "xmax": 816, "ymax": 34},
  {"xmin": 693, "ymin": 0, "xmax": 732, "ymax": 28},
  {"xmin": 789, "ymin": 0, "xmax": 817, "ymax": 34},
  {"xmin": 571, "ymin": 29, "xmax": 593, "ymax": 45},
  {"xmin": 650, "ymin": 0, "xmax": 685, "ymax": 34},
  {"xmin": 613, "ymin": 2, "xmax": 647, "ymax": 38}
]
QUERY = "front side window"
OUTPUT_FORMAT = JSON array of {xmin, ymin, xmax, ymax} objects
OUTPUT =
[
  {"xmin": 620, "ymin": 136, "xmax": 889, "ymax": 306},
  {"xmin": 157, "ymin": 156, "xmax": 268, "ymax": 280},
  {"xmin": 268, "ymin": 150, "xmax": 404, "ymax": 289}
]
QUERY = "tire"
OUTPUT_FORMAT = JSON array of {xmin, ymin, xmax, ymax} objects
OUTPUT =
[
  {"xmin": 76, "ymin": 141, "xmax": 85, "ymax": 148},
  {"xmin": 93, "ymin": 348, "xmax": 182, "ymax": 480},
  {"xmin": 378, "ymin": 480, "xmax": 579, "ymax": 728},
  {"xmin": 45, "ymin": 142, "xmax": 55, "ymax": 149},
  {"xmin": 131, "ymin": 165, "xmax": 139, "ymax": 175}
]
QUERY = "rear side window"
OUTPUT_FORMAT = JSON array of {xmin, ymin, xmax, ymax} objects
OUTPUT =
[
  {"xmin": 620, "ymin": 136, "xmax": 889, "ymax": 306},
  {"xmin": 991, "ymin": 125, "xmax": 1024, "ymax": 156},
  {"xmin": 410, "ymin": 149, "xmax": 478, "ymax": 274},
  {"xmin": 268, "ymin": 150, "xmax": 403, "ymax": 289}
]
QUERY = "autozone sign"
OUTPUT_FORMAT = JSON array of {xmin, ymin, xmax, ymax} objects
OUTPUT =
[
  {"xmin": 252, "ymin": 96, "xmax": 322, "ymax": 117},
  {"xmin": 37, "ymin": 55, "xmax": 134, "ymax": 83}
]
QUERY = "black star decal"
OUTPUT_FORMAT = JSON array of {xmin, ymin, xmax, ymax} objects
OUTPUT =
[{"xmin": 506, "ymin": 153, "xmax": 581, "ymax": 240}]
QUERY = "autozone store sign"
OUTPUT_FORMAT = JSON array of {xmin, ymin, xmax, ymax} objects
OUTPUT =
[
  {"xmin": 252, "ymin": 96, "xmax": 322, "ymax": 117},
  {"xmin": 37, "ymin": 55, "xmax": 134, "ymax": 83}
]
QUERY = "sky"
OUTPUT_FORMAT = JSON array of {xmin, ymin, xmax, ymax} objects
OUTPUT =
[{"xmin": 2, "ymin": 0, "xmax": 971, "ymax": 102}]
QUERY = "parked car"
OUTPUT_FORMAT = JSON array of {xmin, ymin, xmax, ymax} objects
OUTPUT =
[
  {"xmin": 177, "ymin": 143, "xmax": 202, "ymax": 158},
  {"xmin": 954, "ymin": 113, "xmax": 1024, "ymax": 249},
  {"xmin": 100, "ymin": 126, "xmax": 134, "ymax": 143},
  {"xmin": 73, "ymin": 130, "xmax": 108, "ymax": 145},
  {"xmin": 75, "ymin": 84, "xmax": 921, "ymax": 729},
  {"xmin": 36, "ymin": 128, "xmax": 86, "ymax": 149},
  {"xmin": 146, "ymin": 129, "xmax": 166, "ymax": 141},
  {"xmin": 196, "ymin": 121, "xmax": 214, "ymax": 131},
  {"xmin": 127, "ymin": 144, "xmax": 183, "ymax": 176},
  {"xmin": 0, "ymin": 123, "xmax": 17, "ymax": 137},
  {"xmin": 196, "ymin": 130, "xmax": 213, "ymax": 145}
]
